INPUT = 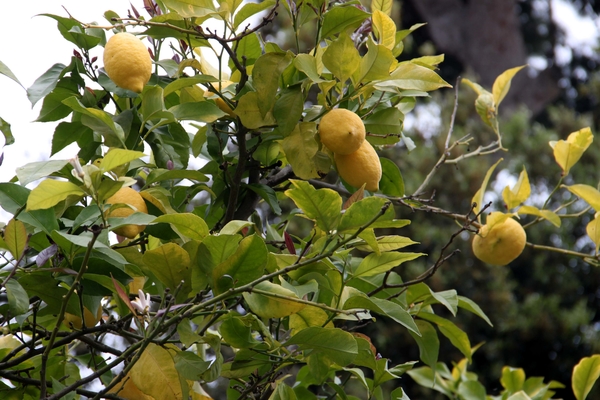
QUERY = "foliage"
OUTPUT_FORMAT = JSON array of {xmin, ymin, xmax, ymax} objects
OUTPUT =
[{"xmin": 0, "ymin": 1, "xmax": 599, "ymax": 399}]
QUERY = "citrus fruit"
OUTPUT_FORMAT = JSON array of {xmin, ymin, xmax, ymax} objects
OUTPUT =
[
  {"xmin": 63, "ymin": 305, "xmax": 102, "ymax": 329},
  {"xmin": 472, "ymin": 215, "xmax": 526, "ymax": 266},
  {"xmin": 319, "ymin": 108, "xmax": 366, "ymax": 155},
  {"xmin": 334, "ymin": 140, "xmax": 382, "ymax": 192},
  {"xmin": 106, "ymin": 187, "xmax": 149, "ymax": 239},
  {"xmin": 103, "ymin": 32, "xmax": 152, "ymax": 93}
]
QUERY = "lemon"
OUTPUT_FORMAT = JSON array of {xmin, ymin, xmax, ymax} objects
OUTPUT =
[
  {"xmin": 203, "ymin": 84, "xmax": 236, "ymax": 117},
  {"xmin": 319, "ymin": 108, "xmax": 366, "ymax": 155},
  {"xmin": 103, "ymin": 32, "xmax": 152, "ymax": 93},
  {"xmin": 472, "ymin": 215, "xmax": 526, "ymax": 266},
  {"xmin": 334, "ymin": 140, "xmax": 382, "ymax": 192},
  {"xmin": 63, "ymin": 305, "xmax": 102, "ymax": 330},
  {"xmin": 106, "ymin": 187, "xmax": 149, "ymax": 239}
]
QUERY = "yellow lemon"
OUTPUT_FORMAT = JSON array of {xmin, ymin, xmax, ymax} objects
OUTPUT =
[
  {"xmin": 334, "ymin": 140, "xmax": 382, "ymax": 192},
  {"xmin": 106, "ymin": 187, "xmax": 149, "ymax": 239},
  {"xmin": 103, "ymin": 32, "xmax": 152, "ymax": 93},
  {"xmin": 319, "ymin": 108, "xmax": 366, "ymax": 155},
  {"xmin": 472, "ymin": 216, "xmax": 526, "ymax": 266},
  {"xmin": 63, "ymin": 305, "xmax": 102, "ymax": 330}
]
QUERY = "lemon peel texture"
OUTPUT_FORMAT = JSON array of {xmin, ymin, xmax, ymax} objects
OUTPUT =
[
  {"xmin": 103, "ymin": 32, "xmax": 152, "ymax": 93},
  {"xmin": 472, "ymin": 217, "xmax": 526, "ymax": 266},
  {"xmin": 319, "ymin": 108, "xmax": 366, "ymax": 155},
  {"xmin": 334, "ymin": 140, "xmax": 382, "ymax": 192},
  {"xmin": 106, "ymin": 187, "xmax": 149, "ymax": 239}
]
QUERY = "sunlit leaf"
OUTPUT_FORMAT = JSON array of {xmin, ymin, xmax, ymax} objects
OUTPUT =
[
  {"xmin": 322, "ymin": 33, "xmax": 360, "ymax": 83},
  {"xmin": 372, "ymin": 10, "xmax": 396, "ymax": 50},
  {"xmin": 502, "ymin": 167, "xmax": 531, "ymax": 209},
  {"xmin": 587, "ymin": 213, "xmax": 600, "ymax": 253},
  {"xmin": 418, "ymin": 312, "xmax": 472, "ymax": 362},
  {"xmin": 501, "ymin": 366, "xmax": 526, "ymax": 392},
  {"xmin": 549, "ymin": 127, "xmax": 593, "ymax": 174},
  {"xmin": 518, "ymin": 205, "xmax": 561, "ymax": 227},
  {"xmin": 354, "ymin": 251, "xmax": 425, "ymax": 277},
  {"xmin": 320, "ymin": 5, "xmax": 370, "ymax": 40},
  {"xmin": 284, "ymin": 180, "xmax": 342, "ymax": 232},
  {"xmin": 564, "ymin": 184, "xmax": 600, "ymax": 211},
  {"xmin": 234, "ymin": 92, "xmax": 276, "ymax": 129},
  {"xmin": 572, "ymin": 354, "xmax": 600, "ymax": 400},
  {"xmin": 371, "ymin": 0, "xmax": 393, "ymax": 15},
  {"xmin": 99, "ymin": 149, "xmax": 146, "ymax": 173},
  {"xmin": 472, "ymin": 158, "xmax": 503, "ymax": 220},
  {"xmin": 4, "ymin": 218, "xmax": 27, "ymax": 261},
  {"xmin": 26, "ymin": 179, "xmax": 85, "ymax": 211},
  {"xmin": 387, "ymin": 62, "xmax": 451, "ymax": 91},
  {"xmin": 153, "ymin": 213, "xmax": 209, "ymax": 241},
  {"xmin": 243, "ymin": 281, "xmax": 306, "ymax": 318},
  {"xmin": 492, "ymin": 65, "xmax": 525, "ymax": 107}
]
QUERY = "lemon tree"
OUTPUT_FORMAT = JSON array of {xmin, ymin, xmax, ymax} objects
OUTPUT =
[{"xmin": 0, "ymin": 1, "xmax": 599, "ymax": 399}]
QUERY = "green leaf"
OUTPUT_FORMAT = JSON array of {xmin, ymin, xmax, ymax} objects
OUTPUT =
[
  {"xmin": 274, "ymin": 86, "xmax": 305, "ymax": 137},
  {"xmin": 506, "ymin": 391, "xmax": 532, "ymax": 400},
  {"xmin": 572, "ymin": 355, "xmax": 600, "ymax": 400},
  {"xmin": 418, "ymin": 312, "xmax": 471, "ymax": 362},
  {"xmin": 408, "ymin": 320, "xmax": 439, "ymax": 370},
  {"xmin": 518, "ymin": 206, "xmax": 561, "ymax": 228},
  {"xmin": 357, "ymin": 40, "xmax": 395, "ymax": 84},
  {"xmin": 169, "ymin": 101, "xmax": 226, "ymax": 123},
  {"xmin": 492, "ymin": 65, "xmax": 526, "ymax": 107},
  {"xmin": 253, "ymin": 52, "xmax": 292, "ymax": 117},
  {"xmin": 320, "ymin": 5, "xmax": 370, "ymax": 40},
  {"xmin": 457, "ymin": 381, "xmax": 487, "ymax": 400},
  {"xmin": 565, "ymin": 184, "xmax": 600, "ymax": 211},
  {"xmin": 0, "ymin": 116, "xmax": 15, "ymax": 146},
  {"xmin": 98, "ymin": 149, "xmax": 145, "ymax": 173},
  {"xmin": 219, "ymin": 315, "xmax": 260, "ymax": 348},
  {"xmin": 322, "ymin": 33, "xmax": 361, "ymax": 83},
  {"xmin": 234, "ymin": 0, "xmax": 276, "ymax": 30},
  {"xmin": 245, "ymin": 183, "xmax": 282, "ymax": 215},
  {"xmin": 153, "ymin": 213, "xmax": 209, "ymax": 241},
  {"xmin": 355, "ymin": 235, "xmax": 417, "ymax": 253},
  {"xmin": 243, "ymin": 281, "xmax": 306, "ymax": 318},
  {"xmin": 502, "ymin": 167, "xmax": 530, "ymax": 210},
  {"xmin": 549, "ymin": 127, "xmax": 593, "ymax": 174},
  {"xmin": 501, "ymin": 366, "xmax": 526, "ymax": 392},
  {"xmin": 281, "ymin": 122, "xmax": 322, "ymax": 180},
  {"xmin": 212, "ymin": 234, "xmax": 268, "ymax": 294},
  {"xmin": 27, "ymin": 63, "xmax": 67, "ymax": 107},
  {"xmin": 0, "ymin": 59, "xmax": 24, "ymax": 89},
  {"xmin": 472, "ymin": 158, "xmax": 503, "ymax": 220},
  {"xmin": 161, "ymin": 0, "xmax": 217, "ymax": 18},
  {"xmin": 234, "ymin": 92, "xmax": 276, "ymax": 129},
  {"xmin": 354, "ymin": 251, "xmax": 425, "ymax": 277},
  {"xmin": 339, "ymin": 196, "xmax": 390, "ymax": 232},
  {"xmin": 41, "ymin": 14, "xmax": 102, "ymax": 50},
  {"xmin": 372, "ymin": 9, "xmax": 396, "ymax": 50},
  {"xmin": 406, "ymin": 366, "xmax": 453, "ymax": 397},
  {"xmin": 294, "ymin": 54, "xmax": 325, "ymax": 83},
  {"xmin": 363, "ymin": 108, "xmax": 403, "ymax": 144},
  {"xmin": 457, "ymin": 295, "xmax": 493, "ymax": 326},
  {"xmin": 146, "ymin": 169, "xmax": 208, "ymax": 184},
  {"xmin": 163, "ymin": 75, "xmax": 219, "ymax": 97},
  {"xmin": 5, "ymin": 279, "xmax": 30, "ymax": 316},
  {"xmin": 63, "ymin": 96, "xmax": 125, "ymax": 147},
  {"xmin": 343, "ymin": 293, "xmax": 420, "ymax": 335},
  {"xmin": 51, "ymin": 121, "xmax": 91, "ymax": 156},
  {"xmin": 0, "ymin": 183, "xmax": 59, "ymax": 235},
  {"xmin": 4, "ymin": 219, "xmax": 28, "ymax": 261},
  {"xmin": 173, "ymin": 351, "xmax": 211, "ymax": 381},
  {"xmin": 142, "ymin": 243, "xmax": 192, "ymax": 293},
  {"xmin": 284, "ymin": 180, "xmax": 342, "ymax": 232},
  {"xmin": 379, "ymin": 157, "xmax": 404, "ymax": 196},
  {"xmin": 15, "ymin": 159, "xmax": 69, "ymax": 188},
  {"xmin": 386, "ymin": 62, "xmax": 451, "ymax": 91},
  {"xmin": 286, "ymin": 327, "xmax": 358, "ymax": 366},
  {"xmin": 26, "ymin": 179, "xmax": 85, "ymax": 211}
]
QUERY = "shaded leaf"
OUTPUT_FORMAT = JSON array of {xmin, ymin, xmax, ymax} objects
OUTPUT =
[
  {"xmin": 4, "ymin": 218, "xmax": 28, "ymax": 261},
  {"xmin": 286, "ymin": 327, "xmax": 358, "ymax": 366}
]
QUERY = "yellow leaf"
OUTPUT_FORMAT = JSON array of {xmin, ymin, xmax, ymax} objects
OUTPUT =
[
  {"xmin": 130, "ymin": 344, "xmax": 182, "ymax": 400},
  {"xmin": 26, "ymin": 179, "xmax": 85, "ymax": 211},
  {"xmin": 243, "ymin": 281, "xmax": 306, "ymax": 318},
  {"xmin": 4, "ymin": 218, "xmax": 28, "ymax": 261},
  {"xmin": 586, "ymin": 213, "xmax": 600, "ymax": 254},
  {"xmin": 518, "ymin": 206, "xmax": 561, "ymax": 227},
  {"xmin": 549, "ymin": 127, "xmax": 593, "ymax": 174},
  {"xmin": 502, "ymin": 167, "xmax": 531, "ymax": 210},
  {"xmin": 371, "ymin": 0, "xmax": 393, "ymax": 15},
  {"xmin": 572, "ymin": 354, "xmax": 600, "ymax": 400},
  {"xmin": 492, "ymin": 65, "xmax": 526, "ymax": 107},
  {"xmin": 484, "ymin": 211, "xmax": 512, "ymax": 230},
  {"xmin": 472, "ymin": 158, "xmax": 503, "ymax": 221},
  {"xmin": 372, "ymin": 10, "xmax": 396, "ymax": 50},
  {"xmin": 564, "ymin": 184, "xmax": 600, "ymax": 211}
]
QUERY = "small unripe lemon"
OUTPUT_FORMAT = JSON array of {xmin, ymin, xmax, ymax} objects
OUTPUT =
[
  {"xmin": 63, "ymin": 305, "xmax": 102, "ymax": 330},
  {"xmin": 334, "ymin": 140, "xmax": 382, "ymax": 192},
  {"xmin": 106, "ymin": 187, "xmax": 148, "ymax": 239},
  {"xmin": 472, "ymin": 216, "xmax": 526, "ymax": 266},
  {"xmin": 103, "ymin": 32, "xmax": 152, "ymax": 93},
  {"xmin": 319, "ymin": 109, "xmax": 366, "ymax": 155}
]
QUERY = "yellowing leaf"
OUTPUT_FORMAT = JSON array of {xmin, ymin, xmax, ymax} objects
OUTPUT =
[
  {"xmin": 322, "ymin": 33, "xmax": 360, "ymax": 83},
  {"xmin": 130, "ymin": 343, "xmax": 182, "ymax": 400},
  {"xmin": 26, "ymin": 179, "xmax": 85, "ymax": 211},
  {"xmin": 502, "ymin": 167, "xmax": 530, "ymax": 210},
  {"xmin": 142, "ymin": 243, "xmax": 191, "ymax": 294},
  {"xmin": 99, "ymin": 148, "xmax": 146, "ymax": 173},
  {"xmin": 587, "ymin": 213, "xmax": 600, "ymax": 254},
  {"xmin": 234, "ymin": 91, "xmax": 276, "ymax": 129},
  {"xmin": 4, "ymin": 218, "xmax": 27, "ymax": 261},
  {"xmin": 371, "ymin": 0, "xmax": 393, "ymax": 15},
  {"xmin": 289, "ymin": 306, "xmax": 334, "ymax": 336},
  {"xmin": 572, "ymin": 354, "xmax": 600, "ymax": 400},
  {"xmin": 153, "ymin": 213, "xmax": 209, "ymax": 240},
  {"xmin": 565, "ymin": 184, "xmax": 600, "ymax": 211},
  {"xmin": 372, "ymin": 10, "xmax": 396, "ymax": 50},
  {"xmin": 549, "ymin": 127, "xmax": 593, "ymax": 174},
  {"xmin": 483, "ymin": 211, "xmax": 512, "ymax": 231},
  {"xmin": 472, "ymin": 158, "xmax": 503, "ymax": 220},
  {"xmin": 280, "ymin": 123, "xmax": 320, "ymax": 180},
  {"xmin": 243, "ymin": 281, "xmax": 306, "ymax": 318},
  {"xmin": 518, "ymin": 206, "xmax": 561, "ymax": 227},
  {"xmin": 492, "ymin": 65, "xmax": 525, "ymax": 107}
]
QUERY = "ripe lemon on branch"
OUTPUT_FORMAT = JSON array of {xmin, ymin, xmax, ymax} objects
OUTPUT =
[
  {"xmin": 334, "ymin": 140, "xmax": 382, "ymax": 192},
  {"xmin": 472, "ymin": 212, "xmax": 527, "ymax": 266},
  {"xmin": 105, "ymin": 187, "xmax": 148, "ymax": 239},
  {"xmin": 318, "ymin": 108, "xmax": 366, "ymax": 155},
  {"xmin": 103, "ymin": 32, "xmax": 152, "ymax": 93}
]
